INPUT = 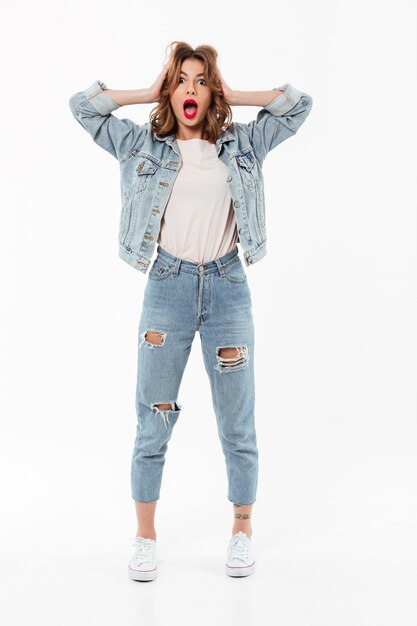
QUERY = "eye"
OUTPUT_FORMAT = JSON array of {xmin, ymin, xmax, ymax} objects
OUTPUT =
[{"xmin": 179, "ymin": 78, "xmax": 207, "ymax": 85}]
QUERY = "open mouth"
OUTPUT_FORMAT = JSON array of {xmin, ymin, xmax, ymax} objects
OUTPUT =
[{"xmin": 183, "ymin": 98, "xmax": 198, "ymax": 119}]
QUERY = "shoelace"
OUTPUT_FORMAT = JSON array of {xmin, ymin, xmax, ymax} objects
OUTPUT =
[
  {"xmin": 228, "ymin": 532, "xmax": 250, "ymax": 562},
  {"xmin": 131, "ymin": 537, "xmax": 156, "ymax": 566}
]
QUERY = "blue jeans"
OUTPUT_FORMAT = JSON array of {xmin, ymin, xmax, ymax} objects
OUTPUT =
[{"xmin": 131, "ymin": 244, "xmax": 258, "ymax": 505}]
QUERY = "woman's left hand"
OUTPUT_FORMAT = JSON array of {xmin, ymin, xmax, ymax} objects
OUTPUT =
[{"xmin": 217, "ymin": 68, "xmax": 235, "ymax": 105}]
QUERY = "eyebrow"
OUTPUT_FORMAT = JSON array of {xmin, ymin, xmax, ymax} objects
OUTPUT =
[{"xmin": 180, "ymin": 71, "xmax": 206, "ymax": 77}]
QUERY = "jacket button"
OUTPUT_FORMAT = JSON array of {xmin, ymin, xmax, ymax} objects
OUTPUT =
[
  {"xmin": 227, "ymin": 175, "xmax": 232, "ymax": 181},
  {"xmin": 234, "ymin": 201, "xmax": 240, "ymax": 207},
  {"xmin": 239, "ymin": 228, "xmax": 245, "ymax": 234}
]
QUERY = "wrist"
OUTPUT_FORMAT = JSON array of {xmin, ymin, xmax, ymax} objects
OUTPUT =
[{"xmin": 227, "ymin": 90, "xmax": 240, "ymax": 106}]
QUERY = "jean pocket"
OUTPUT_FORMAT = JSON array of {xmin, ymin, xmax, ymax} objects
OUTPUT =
[
  {"xmin": 222, "ymin": 258, "xmax": 248, "ymax": 283},
  {"xmin": 148, "ymin": 258, "xmax": 173, "ymax": 281}
]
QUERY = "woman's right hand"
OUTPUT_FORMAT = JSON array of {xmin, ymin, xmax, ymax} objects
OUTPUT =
[{"xmin": 147, "ymin": 55, "xmax": 173, "ymax": 103}]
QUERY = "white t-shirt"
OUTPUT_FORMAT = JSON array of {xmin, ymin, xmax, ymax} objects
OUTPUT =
[{"xmin": 157, "ymin": 138, "xmax": 238, "ymax": 263}]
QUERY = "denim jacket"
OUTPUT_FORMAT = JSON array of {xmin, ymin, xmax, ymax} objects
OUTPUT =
[{"xmin": 69, "ymin": 80, "xmax": 313, "ymax": 273}]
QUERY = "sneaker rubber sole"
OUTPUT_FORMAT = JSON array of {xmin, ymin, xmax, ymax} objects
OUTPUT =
[
  {"xmin": 128, "ymin": 564, "xmax": 157, "ymax": 581},
  {"xmin": 225, "ymin": 561, "xmax": 255, "ymax": 577}
]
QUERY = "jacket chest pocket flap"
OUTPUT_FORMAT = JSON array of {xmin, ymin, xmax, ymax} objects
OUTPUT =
[
  {"xmin": 236, "ymin": 152, "xmax": 255, "ymax": 171},
  {"xmin": 236, "ymin": 151, "xmax": 256, "ymax": 189},
  {"xmin": 135, "ymin": 157, "xmax": 159, "ymax": 192}
]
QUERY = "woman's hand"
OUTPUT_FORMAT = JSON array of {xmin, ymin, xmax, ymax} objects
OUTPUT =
[
  {"xmin": 147, "ymin": 54, "xmax": 174, "ymax": 103},
  {"xmin": 217, "ymin": 68, "xmax": 235, "ymax": 105}
]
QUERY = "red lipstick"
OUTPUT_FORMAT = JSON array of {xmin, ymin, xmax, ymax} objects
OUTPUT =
[{"xmin": 183, "ymin": 98, "xmax": 198, "ymax": 119}]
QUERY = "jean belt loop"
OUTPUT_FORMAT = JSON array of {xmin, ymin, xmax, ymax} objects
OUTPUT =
[
  {"xmin": 171, "ymin": 258, "xmax": 180, "ymax": 276},
  {"xmin": 215, "ymin": 257, "xmax": 225, "ymax": 277}
]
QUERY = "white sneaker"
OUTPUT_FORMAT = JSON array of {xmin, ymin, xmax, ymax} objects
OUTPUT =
[
  {"xmin": 225, "ymin": 531, "xmax": 255, "ymax": 577},
  {"xmin": 128, "ymin": 536, "xmax": 157, "ymax": 581}
]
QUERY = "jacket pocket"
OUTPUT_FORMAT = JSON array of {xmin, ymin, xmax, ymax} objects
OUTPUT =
[
  {"xmin": 135, "ymin": 157, "xmax": 159, "ymax": 192},
  {"xmin": 236, "ymin": 150, "xmax": 263, "ymax": 241},
  {"xmin": 236, "ymin": 150, "xmax": 258, "ymax": 196},
  {"xmin": 236, "ymin": 151, "xmax": 255, "ymax": 172},
  {"xmin": 123, "ymin": 157, "xmax": 160, "ymax": 247}
]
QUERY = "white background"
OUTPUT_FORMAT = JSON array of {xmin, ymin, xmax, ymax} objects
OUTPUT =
[{"xmin": 1, "ymin": 0, "xmax": 416, "ymax": 624}]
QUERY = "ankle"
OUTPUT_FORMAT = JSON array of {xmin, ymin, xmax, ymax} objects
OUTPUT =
[
  {"xmin": 232, "ymin": 528, "xmax": 252, "ymax": 539},
  {"xmin": 137, "ymin": 531, "xmax": 157, "ymax": 540}
]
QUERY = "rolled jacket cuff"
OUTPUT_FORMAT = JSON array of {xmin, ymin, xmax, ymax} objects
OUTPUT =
[
  {"xmin": 264, "ymin": 83, "xmax": 303, "ymax": 116},
  {"xmin": 82, "ymin": 80, "xmax": 121, "ymax": 115}
]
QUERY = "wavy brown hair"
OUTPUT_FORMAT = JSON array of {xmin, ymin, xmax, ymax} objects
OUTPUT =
[{"xmin": 150, "ymin": 41, "xmax": 233, "ymax": 143}]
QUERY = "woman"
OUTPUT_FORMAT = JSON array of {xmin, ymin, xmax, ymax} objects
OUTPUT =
[{"xmin": 69, "ymin": 40, "xmax": 313, "ymax": 582}]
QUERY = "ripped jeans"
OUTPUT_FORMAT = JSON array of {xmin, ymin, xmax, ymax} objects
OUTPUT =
[{"xmin": 131, "ymin": 244, "xmax": 258, "ymax": 505}]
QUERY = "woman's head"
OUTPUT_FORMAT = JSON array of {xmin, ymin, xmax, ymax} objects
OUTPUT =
[{"xmin": 150, "ymin": 41, "xmax": 232, "ymax": 142}]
